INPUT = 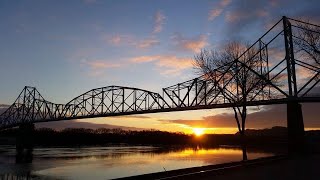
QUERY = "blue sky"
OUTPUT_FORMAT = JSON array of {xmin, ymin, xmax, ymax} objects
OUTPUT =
[{"xmin": 0, "ymin": 0, "xmax": 320, "ymax": 133}]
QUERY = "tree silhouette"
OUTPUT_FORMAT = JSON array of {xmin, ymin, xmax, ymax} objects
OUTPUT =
[
  {"xmin": 294, "ymin": 20, "xmax": 320, "ymax": 66},
  {"xmin": 194, "ymin": 41, "xmax": 278, "ymax": 160},
  {"xmin": 195, "ymin": 42, "xmax": 258, "ymax": 135}
]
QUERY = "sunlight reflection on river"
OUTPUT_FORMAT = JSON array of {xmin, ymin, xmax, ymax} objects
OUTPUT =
[{"xmin": 0, "ymin": 145, "xmax": 276, "ymax": 179}]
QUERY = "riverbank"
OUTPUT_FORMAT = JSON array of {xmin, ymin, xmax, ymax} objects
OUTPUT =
[{"xmin": 119, "ymin": 154, "xmax": 319, "ymax": 180}]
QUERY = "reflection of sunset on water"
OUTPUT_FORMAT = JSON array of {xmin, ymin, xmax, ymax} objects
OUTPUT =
[
  {"xmin": 170, "ymin": 148, "xmax": 245, "ymax": 158},
  {"xmin": 21, "ymin": 146, "xmax": 274, "ymax": 179}
]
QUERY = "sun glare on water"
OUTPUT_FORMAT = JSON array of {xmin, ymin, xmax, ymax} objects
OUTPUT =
[{"xmin": 193, "ymin": 128, "xmax": 205, "ymax": 136}]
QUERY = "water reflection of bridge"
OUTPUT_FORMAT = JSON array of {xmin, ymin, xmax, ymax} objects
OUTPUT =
[{"xmin": 1, "ymin": 17, "xmax": 320, "ymax": 154}]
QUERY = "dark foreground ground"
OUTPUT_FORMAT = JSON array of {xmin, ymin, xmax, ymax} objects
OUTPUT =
[
  {"xmin": 119, "ymin": 154, "xmax": 319, "ymax": 180},
  {"xmin": 200, "ymin": 155, "xmax": 318, "ymax": 180}
]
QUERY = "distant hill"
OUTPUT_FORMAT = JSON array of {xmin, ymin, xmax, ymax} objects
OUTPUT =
[
  {"xmin": 236, "ymin": 126, "xmax": 320, "ymax": 137},
  {"xmin": 235, "ymin": 126, "xmax": 288, "ymax": 137}
]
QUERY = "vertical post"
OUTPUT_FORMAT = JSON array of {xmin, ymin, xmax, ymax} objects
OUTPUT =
[
  {"xmin": 178, "ymin": 84, "xmax": 180, "ymax": 107},
  {"xmin": 134, "ymin": 90, "xmax": 136, "ymax": 111},
  {"xmin": 31, "ymin": 88, "xmax": 36, "ymax": 122},
  {"xmin": 22, "ymin": 87, "xmax": 27, "ymax": 124},
  {"xmin": 195, "ymin": 79, "xmax": 198, "ymax": 105},
  {"xmin": 204, "ymin": 81, "xmax": 207, "ymax": 105},
  {"xmin": 122, "ymin": 88, "xmax": 125, "ymax": 112},
  {"xmin": 111, "ymin": 89, "xmax": 114, "ymax": 112},
  {"xmin": 283, "ymin": 16, "xmax": 305, "ymax": 155},
  {"xmin": 283, "ymin": 16, "xmax": 298, "ymax": 97},
  {"xmin": 92, "ymin": 91, "xmax": 94, "ymax": 114},
  {"xmin": 101, "ymin": 91, "xmax": 104, "ymax": 114}
]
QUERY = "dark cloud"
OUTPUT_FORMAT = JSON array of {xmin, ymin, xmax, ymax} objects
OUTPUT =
[
  {"xmin": 112, "ymin": 115, "xmax": 151, "ymax": 119},
  {"xmin": 164, "ymin": 103, "xmax": 320, "ymax": 129},
  {"xmin": 36, "ymin": 120, "xmax": 146, "ymax": 131},
  {"xmin": 223, "ymin": 0, "xmax": 320, "ymax": 38}
]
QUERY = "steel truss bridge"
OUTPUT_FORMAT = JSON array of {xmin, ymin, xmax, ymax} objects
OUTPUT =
[{"xmin": 1, "ymin": 17, "xmax": 320, "ymax": 130}]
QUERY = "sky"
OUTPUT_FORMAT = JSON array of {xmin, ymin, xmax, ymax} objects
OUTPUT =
[{"xmin": 0, "ymin": 0, "xmax": 320, "ymax": 134}]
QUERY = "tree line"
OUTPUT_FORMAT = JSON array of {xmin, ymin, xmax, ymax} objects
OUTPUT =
[{"xmin": 0, "ymin": 127, "xmax": 291, "ymax": 147}]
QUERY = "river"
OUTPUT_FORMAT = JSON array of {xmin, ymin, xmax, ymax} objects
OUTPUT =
[{"xmin": 0, "ymin": 145, "xmax": 278, "ymax": 179}]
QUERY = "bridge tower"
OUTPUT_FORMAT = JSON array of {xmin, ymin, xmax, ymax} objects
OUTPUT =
[{"xmin": 283, "ymin": 16, "xmax": 305, "ymax": 155}]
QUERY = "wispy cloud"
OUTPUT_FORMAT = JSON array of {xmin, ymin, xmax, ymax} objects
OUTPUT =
[
  {"xmin": 225, "ymin": 9, "xmax": 268, "ymax": 23},
  {"xmin": 131, "ymin": 55, "xmax": 160, "ymax": 63},
  {"xmin": 130, "ymin": 55, "xmax": 193, "ymax": 75},
  {"xmin": 209, "ymin": 9, "xmax": 223, "ymax": 21},
  {"xmin": 85, "ymin": 60, "xmax": 122, "ymax": 69},
  {"xmin": 172, "ymin": 33, "xmax": 208, "ymax": 53},
  {"xmin": 225, "ymin": 11, "xmax": 248, "ymax": 23},
  {"xmin": 153, "ymin": 10, "xmax": 166, "ymax": 33},
  {"xmin": 80, "ymin": 59, "xmax": 123, "ymax": 77},
  {"xmin": 106, "ymin": 11, "xmax": 164, "ymax": 49},
  {"xmin": 107, "ymin": 34, "xmax": 133, "ymax": 46},
  {"xmin": 208, "ymin": 0, "xmax": 231, "ymax": 21},
  {"xmin": 107, "ymin": 34, "xmax": 159, "ymax": 49},
  {"xmin": 135, "ymin": 37, "xmax": 160, "ymax": 49}
]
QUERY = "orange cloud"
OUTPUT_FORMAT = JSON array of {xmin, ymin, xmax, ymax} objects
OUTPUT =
[
  {"xmin": 153, "ymin": 10, "xmax": 166, "ymax": 33},
  {"xmin": 130, "ymin": 55, "xmax": 193, "ymax": 75},
  {"xmin": 209, "ymin": 9, "xmax": 223, "ymax": 21},
  {"xmin": 220, "ymin": 0, "xmax": 231, "ymax": 6},
  {"xmin": 108, "ymin": 34, "xmax": 133, "ymax": 46},
  {"xmin": 86, "ymin": 60, "xmax": 122, "ymax": 69},
  {"xmin": 225, "ymin": 8, "xmax": 268, "ymax": 23},
  {"xmin": 131, "ymin": 55, "xmax": 161, "ymax": 63},
  {"xmin": 268, "ymin": 47, "xmax": 285, "ymax": 64},
  {"xmin": 135, "ymin": 37, "xmax": 160, "ymax": 49},
  {"xmin": 107, "ymin": 34, "xmax": 159, "ymax": 49},
  {"xmin": 80, "ymin": 59, "xmax": 123, "ymax": 77},
  {"xmin": 172, "ymin": 33, "xmax": 208, "ymax": 53}
]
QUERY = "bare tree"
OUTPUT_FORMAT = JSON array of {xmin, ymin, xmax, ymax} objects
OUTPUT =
[
  {"xmin": 194, "ymin": 42, "xmax": 263, "ymax": 134},
  {"xmin": 293, "ymin": 20, "xmax": 320, "ymax": 67},
  {"xmin": 290, "ymin": 19, "xmax": 320, "ymax": 99},
  {"xmin": 194, "ymin": 41, "xmax": 272, "ymax": 160}
]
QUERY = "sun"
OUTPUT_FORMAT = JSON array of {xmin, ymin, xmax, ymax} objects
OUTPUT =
[{"xmin": 193, "ymin": 128, "xmax": 205, "ymax": 136}]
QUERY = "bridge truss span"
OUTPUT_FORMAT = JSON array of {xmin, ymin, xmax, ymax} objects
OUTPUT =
[
  {"xmin": 62, "ymin": 86, "xmax": 167, "ymax": 118},
  {"xmin": 0, "ymin": 86, "xmax": 168, "ymax": 129}
]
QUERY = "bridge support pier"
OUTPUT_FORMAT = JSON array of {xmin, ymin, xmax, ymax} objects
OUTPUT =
[
  {"xmin": 16, "ymin": 123, "xmax": 34, "ymax": 163},
  {"xmin": 287, "ymin": 102, "xmax": 305, "ymax": 155}
]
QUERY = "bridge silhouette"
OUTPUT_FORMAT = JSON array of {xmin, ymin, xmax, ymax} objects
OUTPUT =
[{"xmin": 1, "ymin": 17, "xmax": 320, "ymax": 152}]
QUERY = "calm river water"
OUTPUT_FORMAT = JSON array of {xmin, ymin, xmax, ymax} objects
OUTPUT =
[{"xmin": 0, "ymin": 145, "xmax": 277, "ymax": 179}]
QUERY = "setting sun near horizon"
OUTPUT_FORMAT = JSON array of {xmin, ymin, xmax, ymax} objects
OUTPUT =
[{"xmin": 193, "ymin": 128, "xmax": 205, "ymax": 136}]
